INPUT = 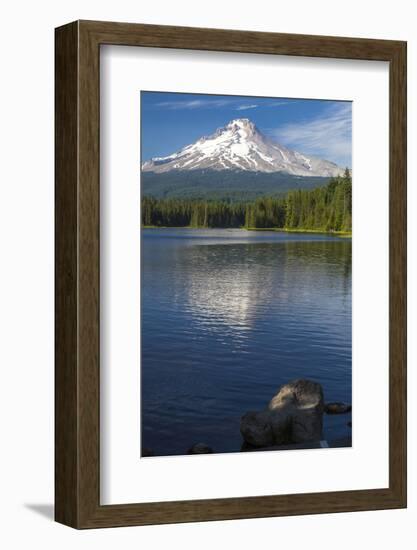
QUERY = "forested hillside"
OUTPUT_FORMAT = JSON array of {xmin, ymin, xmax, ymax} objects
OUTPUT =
[
  {"xmin": 141, "ymin": 169, "xmax": 352, "ymax": 233},
  {"xmin": 142, "ymin": 170, "xmax": 330, "ymax": 201}
]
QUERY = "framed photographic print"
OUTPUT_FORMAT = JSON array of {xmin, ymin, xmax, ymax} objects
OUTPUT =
[{"xmin": 55, "ymin": 20, "xmax": 407, "ymax": 528}]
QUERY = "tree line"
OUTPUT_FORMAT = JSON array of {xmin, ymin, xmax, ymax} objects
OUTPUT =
[{"xmin": 141, "ymin": 169, "xmax": 352, "ymax": 232}]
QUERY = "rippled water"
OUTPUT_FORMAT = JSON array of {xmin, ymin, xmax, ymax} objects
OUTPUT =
[{"xmin": 141, "ymin": 228, "xmax": 352, "ymax": 456}]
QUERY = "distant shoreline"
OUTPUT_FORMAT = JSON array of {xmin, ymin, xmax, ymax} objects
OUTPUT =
[
  {"xmin": 141, "ymin": 225, "xmax": 352, "ymax": 237},
  {"xmin": 246, "ymin": 227, "xmax": 352, "ymax": 237}
]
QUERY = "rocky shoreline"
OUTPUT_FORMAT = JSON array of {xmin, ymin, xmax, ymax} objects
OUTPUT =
[
  {"xmin": 143, "ymin": 379, "xmax": 351, "ymax": 457},
  {"xmin": 240, "ymin": 379, "xmax": 351, "ymax": 452}
]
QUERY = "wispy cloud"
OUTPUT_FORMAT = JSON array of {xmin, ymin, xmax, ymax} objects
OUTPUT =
[
  {"xmin": 267, "ymin": 101, "xmax": 293, "ymax": 107},
  {"xmin": 154, "ymin": 98, "xmax": 294, "ymax": 111},
  {"xmin": 155, "ymin": 98, "xmax": 236, "ymax": 110},
  {"xmin": 236, "ymin": 104, "xmax": 258, "ymax": 111},
  {"xmin": 269, "ymin": 102, "xmax": 352, "ymax": 166}
]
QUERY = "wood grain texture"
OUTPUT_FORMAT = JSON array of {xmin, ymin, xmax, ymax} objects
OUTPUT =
[
  {"xmin": 55, "ymin": 20, "xmax": 407, "ymax": 529},
  {"xmin": 388, "ymin": 41, "xmax": 407, "ymax": 504},
  {"xmin": 55, "ymin": 21, "xmax": 79, "ymax": 527}
]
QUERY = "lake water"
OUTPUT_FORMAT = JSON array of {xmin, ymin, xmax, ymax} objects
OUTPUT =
[{"xmin": 141, "ymin": 228, "xmax": 352, "ymax": 456}]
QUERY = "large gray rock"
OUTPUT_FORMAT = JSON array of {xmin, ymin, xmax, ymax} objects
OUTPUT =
[
  {"xmin": 240, "ymin": 410, "xmax": 275, "ymax": 447},
  {"xmin": 292, "ymin": 406, "xmax": 323, "ymax": 443},
  {"xmin": 240, "ymin": 379, "xmax": 325, "ymax": 448},
  {"xmin": 268, "ymin": 379, "xmax": 324, "ymax": 413},
  {"xmin": 269, "ymin": 409, "xmax": 293, "ymax": 444}
]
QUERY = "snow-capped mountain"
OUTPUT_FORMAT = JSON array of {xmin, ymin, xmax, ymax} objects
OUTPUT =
[{"xmin": 142, "ymin": 118, "xmax": 344, "ymax": 177}]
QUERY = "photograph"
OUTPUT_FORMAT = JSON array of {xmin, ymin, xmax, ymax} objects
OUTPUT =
[{"xmin": 140, "ymin": 91, "xmax": 353, "ymax": 458}]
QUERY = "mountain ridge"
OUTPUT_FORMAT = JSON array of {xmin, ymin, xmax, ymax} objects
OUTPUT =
[{"xmin": 142, "ymin": 118, "xmax": 345, "ymax": 177}]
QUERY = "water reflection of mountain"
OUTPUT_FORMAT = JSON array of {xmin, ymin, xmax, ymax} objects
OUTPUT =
[{"xmin": 176, "ymin": 240, "xmax": 351, "ymax": 336}]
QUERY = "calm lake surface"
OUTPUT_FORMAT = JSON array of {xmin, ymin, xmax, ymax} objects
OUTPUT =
[{"xmin": 141, "ymin": 228, "xmax": 352, "ymax": 456}]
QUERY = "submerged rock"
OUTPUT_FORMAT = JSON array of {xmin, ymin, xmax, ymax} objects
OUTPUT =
[
  {"xmin": 188, "ymin": 443, "xmax": 214, "ymax": 454},
  {"xmin": 142, "ymin": 447, "xmax": 154, "ymax": 457},
  {"xmin": 324, "ymin": 402, "xmax": 352, "ymax": 415},
  {"xmin": 240, "ymin": 379, "xmax": 325, "ymax": 447}
]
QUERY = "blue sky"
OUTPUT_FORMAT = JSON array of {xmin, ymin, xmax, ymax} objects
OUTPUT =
[{"xmin": 141, "ymin": 91, "xmax": 352, "ymax": 167}]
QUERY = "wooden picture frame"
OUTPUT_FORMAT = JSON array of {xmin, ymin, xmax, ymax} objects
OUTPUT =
[{"xmin": 55, "ymin": 20, "xmax": 407, "ymax": 529}]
